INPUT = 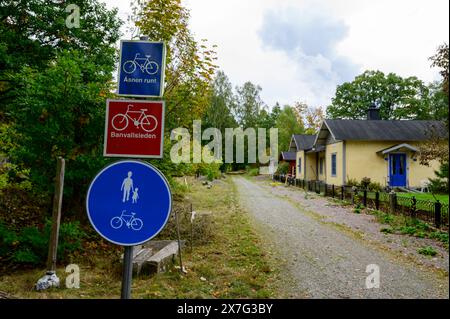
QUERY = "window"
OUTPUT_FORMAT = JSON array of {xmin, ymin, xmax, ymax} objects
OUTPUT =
[
  {"xmin": 331, "ymin": 153, "xmax": 337, "ymax": 177},
  {"xmin": 319, "ymin": 158, "xmax": 324, "ymax": 175},
  {"xmin": 298, "ymin": 158, "xmax": 302, "ymax": 174}
]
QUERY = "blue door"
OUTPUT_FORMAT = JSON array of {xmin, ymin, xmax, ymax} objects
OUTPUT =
[{"xmin": 389, "ymin": 154, "xmax": 406, "ymax": 187}]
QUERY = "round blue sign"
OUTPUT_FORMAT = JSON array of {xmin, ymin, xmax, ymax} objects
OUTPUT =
[{"xmin": 86, "ymin": 160, "xmax": 172, "ymax": 246}]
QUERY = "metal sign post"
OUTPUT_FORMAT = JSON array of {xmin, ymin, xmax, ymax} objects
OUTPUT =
[
  {"xmin": 121, "ymin": 246, "xmax": 134, "ymax": 299},
  {"xmin": 86, "ymin": 160, "xmax": 172, "ymax": 299},
  {"xmin": 87, "ymin": 37, "xmax": 168, "ymax": 299}
]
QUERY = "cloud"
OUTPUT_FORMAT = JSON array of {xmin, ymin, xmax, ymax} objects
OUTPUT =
[{"xmin": 258, "ymin": 6, "xmax": 361, "ymax": 105}]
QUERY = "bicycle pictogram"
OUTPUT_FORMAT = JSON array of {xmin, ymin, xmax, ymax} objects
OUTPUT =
[
  {"xmin": 110, "ymin": 210, "xmax": 143, "ymax": 231},
  {"xmin": 111, "ymin": 104, "xmax": 158, "ymax": 132},
  {"xmin": 122, "ymin": 53, "xmax": 159, "ymax": 75}
]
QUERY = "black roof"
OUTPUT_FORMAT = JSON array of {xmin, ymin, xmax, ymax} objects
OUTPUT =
[
  {"xmin": 280, "ymin": 151, "xmax": 296, "ymax": 161},
  {"xmin": 292, "ymin": 134, "xmax": 316, "ymax": 150},
  {"xmin": 323, "ymin": 120, "xmax": 448, "ymax": 141}
]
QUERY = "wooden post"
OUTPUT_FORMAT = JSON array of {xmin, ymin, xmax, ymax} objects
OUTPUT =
[
  {"xmin": 340, "ymin": 186, "xmax": 344, "ymax": 201},
  {"xmin": 190, "ymin": 203, "xmax": 194, "ymax": 252},
  {"xmin": 435, "ymin": 200, "xmax": 441, "ymax": 229},
  {"xmin": 411, "ymin": 196, "xmax": 417, "ymax": 219},
  {"xmin": 332, "ymin": 184, "xmax": 335, "ymax": 198},
  {"xmin": 46, "ymin": 157, "xmax": 65, "ymax": 272},
  {"xmin": 375, "ymin": 192, "xmax": 380, "ymax": 210},
  {"xmin": 174, "ymin": 208, "xmax": 184, "ymax": 273},
  {"xmin": 389, "ymin": 191, "xmax": 397, "ymax": 215},
  {"xmin": 363, "ymin": 190, "xmax": 367, "ymax": 207}
]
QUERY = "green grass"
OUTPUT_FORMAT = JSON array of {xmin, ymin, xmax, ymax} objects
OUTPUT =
[
  {"xmin": 396, "ymin": 193, "xmax": 449, "ymax": 204},
  {"xmin": 417, "ymin": 246, "xmax": 438, "ymax": 257},
  {"xmin": 370, "ymin": 210, "xmax": 448, "ymax": 249},
  {"xmin": 0, "ymin": 177, "xmax": 280, "ymax": 299}
]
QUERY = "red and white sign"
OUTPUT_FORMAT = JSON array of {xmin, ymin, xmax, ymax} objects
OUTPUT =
[{"xmin": 103, "ymin": 99, "xmax": 165, "ymax": 158}]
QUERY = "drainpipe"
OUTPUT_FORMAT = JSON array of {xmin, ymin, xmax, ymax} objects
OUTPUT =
[{"xmin": 342, "ymin": 141, "xmax": 346, "ymax": 186}]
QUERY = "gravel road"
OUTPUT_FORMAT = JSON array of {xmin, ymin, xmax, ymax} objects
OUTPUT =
[{"xmin": 234, "ymin": 177, "xmax": 449, "ymax": 299}]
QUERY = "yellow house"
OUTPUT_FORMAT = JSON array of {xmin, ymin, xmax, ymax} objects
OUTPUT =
[
  {"xmin": 288, "ymin": 134, "xmax": 315, "ymax": 179},
  {"xmin": 290, "ymin": 107, "xmax": 447, "ymax": 188}
]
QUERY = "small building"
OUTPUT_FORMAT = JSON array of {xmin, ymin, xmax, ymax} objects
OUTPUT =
[
  {"xmin": 287, "ymin": 134, "xmax": 316, "ymax": 179},
  {"xmin": 279, "ymin": 151, "xmax": 296, "ymax": 176},
  {"xmin": 287, "ymin": 107, "xmax": 447, "ymax": 188}
]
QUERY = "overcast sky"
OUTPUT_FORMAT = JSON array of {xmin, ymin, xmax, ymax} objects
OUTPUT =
[{"xmin": 102, "ymin": 0, "xmax": 449, "ymax": 108}]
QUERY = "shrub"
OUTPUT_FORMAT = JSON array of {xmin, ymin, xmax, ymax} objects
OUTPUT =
[
  {"xmin": 429, "ymin": 162, "xmax": 448, "ymax": 193},
  {"xmin": 276, "ymin": 162, "xmax": 289, "ymax": 175},
  {"xmin": 353, "ymin": 203, "xmax": 362, "ymax": 214},
  {"xmin": 360, "ymin": 177, "xmax": 371, "ymax": 189},
  {"xmin": 346, "ymin": 177, "xmax": 359, "ymax": 187},
  {"xmin": 0, "ymin": 220, "xmax": 86, "ymax": 267},
  {"xmin": 368, "ymin": 181, "xmax": 383, "ymax": 192},
  {"xmin": 399, "ymin": 225, "xmax": 417, "ymax": 235},
  {"xmin": 417, "ymin": 246, "xmax": 437, "ymax": 256},
  {"xmin": 197, "ymin": 162, "xmax": 222, "ymax": 181},
  {"xmin": 247, "ymin": 167, "xmax": 259, "ymax": 176}
]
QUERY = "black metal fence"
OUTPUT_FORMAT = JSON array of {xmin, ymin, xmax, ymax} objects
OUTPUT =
[{"xmin": 272, "ymin": 174, "xmax": 449, "ymax": 229}]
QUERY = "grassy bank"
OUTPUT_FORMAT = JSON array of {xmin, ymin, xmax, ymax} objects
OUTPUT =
[
  {"xmin": 396, "ymin": 193, "xmax": 449, "ymax": 204},
  {"xmin": 0, "ymin": 177, "xmax": 279, "ymax": 299}
]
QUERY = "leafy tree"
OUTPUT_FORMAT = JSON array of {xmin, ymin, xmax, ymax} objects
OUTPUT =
[
  {"xmin": 202, "ymin": 71, "xmax": 237, "ymax": 171},
  {"xmin": 9, "ymin": 51, "xmax": 115, "ymax": 213},
  {"xmin": 275, "ymin": 105, "xmax": 304, "ymax": 152},
  {"xmin": 203, "ymin": 71, "xmax": 236, "ymax": 131},
  {"xmin": 0, "ymin": 1, "xmax": 121, "ymax": 217},
  {"xmin": 429, "ymin": 43, "xmax": 449, "ymax": 96},
  {"xmin": 234, "ymin": 82, "xmax": 265, "ymax": 128},
  {"xmin": 0, "ymin": 0, "xmax": 121, "ymax": 119},
  {"xmin": 326, "ymin": 70, "xmax": 433, "ymax": 120},
  {"xmin": 293, "ymin": 102, "xmax": 324, "ymax": 134},
  {"xmin": 132, "ymin": 0, "xmax": 217, "ymax": 131},
  {"xmin": 418, "ymin": 43, "xmax": 449, "ymax": 176},
  {"xmin": 258, "ymin": 102, "xmax": 281, "ymax": 129}
]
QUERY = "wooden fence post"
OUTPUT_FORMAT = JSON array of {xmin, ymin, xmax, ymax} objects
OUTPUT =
[
  {"xmin": 389, "ymin": 191, "xmax": 397, "ymax": 215},
  {"xmin": 340, "ymin": 186, "xmax": 344, "ymax": 200},
  {"xmin": 435, "ymin": 200, "xmax": 442, "ymax": 229},
  {"xmin": 46, "ymin": 157, "xmax": 65, "ymax": 272},
  {"xmin": 363, "ymin": 190, "xmax": 367, "ymax": 207},
  {"xmin": 332, "ymin": 184, "xmax": 335, "ymax": 198},
  {"xmin": 411, "ymin": 196, "xmax": 417, "ymax": 219},
  {"xmin": 375, "ymin": 192, "xmax": 380, "ymax": 210}
]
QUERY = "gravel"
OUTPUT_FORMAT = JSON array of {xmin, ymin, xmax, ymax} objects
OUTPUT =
[{"xmin": 234, "ymin": 177, "xmax": 449, "ymax": 299}]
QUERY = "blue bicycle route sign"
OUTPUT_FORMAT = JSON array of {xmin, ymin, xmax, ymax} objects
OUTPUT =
[
  {"xmin": 86, "ymin": 160, "xmax": 172, "ymax": 246},
  {"xmin": 117, "ymin": 40, "xmax": 166, "ymax": 97}
]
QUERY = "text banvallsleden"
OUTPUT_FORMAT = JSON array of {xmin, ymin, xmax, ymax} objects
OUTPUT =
[{"xmin": 110, "ymin": 132, "xmax": 157, "ymax": 139}]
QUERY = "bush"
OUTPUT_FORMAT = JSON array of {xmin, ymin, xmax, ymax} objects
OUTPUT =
[
  {"xmin": 360, "ymin": 177, "xmax": 371, "ymax": 189},
  {"xmin": 0, "ymin": 220, "xmax": 86, "ymax": 266},
  {"xmin": 196, "ymin": 162, "xmax": 222, "ymax": 181},
  {"xmin": 368, "ymin": 181, "xmax": 383, "ymax": 192},
  {"xmin": 346, "ymin": 178, "xmax": 359, "ymax": 187},
  {"xmin": 247, "ymin": 167, "xmax": 259, "ymax": 176},
  {"xmin": 417, "ymin": 246, "xmax": 437, "ymax": 256},
  {"xmin": 276, "ymin": 162, "xmax": 289, "ymax": 175},
  {"xmin": 429, "ymin": 162, "xmax": 448, "ymax": 194},
  {"xmin": 0, "ymin": 184, "xmax": 50, "ymax": 232}
]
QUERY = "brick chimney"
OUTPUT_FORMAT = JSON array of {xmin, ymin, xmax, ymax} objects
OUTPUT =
[{"xmin": 367, "ymin": 103, "xmax": 381, "ymax": 120}]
